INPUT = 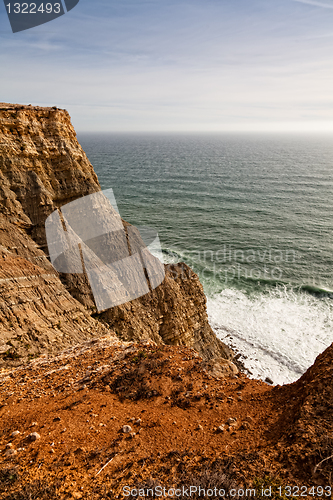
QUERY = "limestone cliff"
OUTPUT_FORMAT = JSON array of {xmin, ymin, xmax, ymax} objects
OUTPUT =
[{"xmin": 0, "ymin": 103, "xmax": 236, "ymax": 372}]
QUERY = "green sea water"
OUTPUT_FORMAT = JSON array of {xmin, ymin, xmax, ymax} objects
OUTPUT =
[{"xmin": 78, "ymin": 132, "xmax": 333, "ymax": 384}]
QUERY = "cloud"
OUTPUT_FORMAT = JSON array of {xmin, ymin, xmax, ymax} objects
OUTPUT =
[
  {"xmin": 292, "ymin": 0, "xmax": 333, "ymax": 9},
  {"xmin": 2, "ymin": 0, "xmax": 333, "ymax": 131}
]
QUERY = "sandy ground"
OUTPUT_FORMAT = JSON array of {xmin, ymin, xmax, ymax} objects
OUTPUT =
[{"xmin": 1, "ymin": 336, "xmax": 332, "ymax": 499}]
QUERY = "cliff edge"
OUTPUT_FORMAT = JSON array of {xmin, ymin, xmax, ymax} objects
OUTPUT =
[{"xmin": 0, "ymin": 103, "xmax": 235, "ymax": 373}]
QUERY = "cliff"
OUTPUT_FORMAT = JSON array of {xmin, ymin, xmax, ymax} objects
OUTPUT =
[
  {"xmin": 0, "ymin": 103, "xmax": 235, "ymax": 372},
  {"xmin": 0, "ymin": 103, "xmax": 332, "ymax": 496}
]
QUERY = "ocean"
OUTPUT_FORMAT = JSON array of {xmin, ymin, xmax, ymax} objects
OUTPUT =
[{"xmin": 78, "ymin": 132, "xmax": 333, "ymax": 385}]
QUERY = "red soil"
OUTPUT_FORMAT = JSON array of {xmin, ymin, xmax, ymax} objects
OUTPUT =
[{"xmin": 0, "ymin": 337, "xmax": 332, "ymax": 499}]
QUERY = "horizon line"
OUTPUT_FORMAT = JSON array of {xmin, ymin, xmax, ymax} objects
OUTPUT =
[{"xmin": 75, "ymin": 129, "xmax": 333, "ymax": 134}]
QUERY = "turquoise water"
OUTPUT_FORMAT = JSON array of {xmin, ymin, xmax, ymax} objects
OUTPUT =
[{"xmin": 79, "ymin": 132, "xmax": 333, "ymax": 384}]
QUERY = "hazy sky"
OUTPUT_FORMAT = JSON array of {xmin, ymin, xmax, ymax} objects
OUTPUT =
[{"xmin": 1, "ymin": 0, "xmax": 333, "ymax": 132}]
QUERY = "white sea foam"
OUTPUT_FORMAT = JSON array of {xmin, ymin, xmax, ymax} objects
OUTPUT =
[{"xmin": 207, "ymin": 287, "xmax": 333, "ymax": 385}]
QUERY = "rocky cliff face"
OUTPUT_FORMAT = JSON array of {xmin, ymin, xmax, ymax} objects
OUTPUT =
[
  {"xmin": 0, "ymin": 104, "xmax": 110, "ymax": 365},
  {"xmin": 100, "ymin": 262, "xmax": 236, "ymax": 375},
  {"xmin": 0, "ymin": 103, "xmax": 100, "ymax": 246},
  {"xmin": 0, "ymin": 103, "xmax": 236, "ymax": 372}
]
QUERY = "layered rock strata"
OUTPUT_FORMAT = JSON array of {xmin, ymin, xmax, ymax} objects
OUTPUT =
[{"xmin": 0, "ymin": 216, "xmax": 110, "ymax": 364}]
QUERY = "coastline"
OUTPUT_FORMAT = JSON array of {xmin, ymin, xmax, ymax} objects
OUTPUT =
[
  {"xmin": 0, "ymin": 104, "xmax": 332, "ymax": 493},
  {"xmin": 0, "ymin": 103, "xmax": 237, "ymax": 373}
]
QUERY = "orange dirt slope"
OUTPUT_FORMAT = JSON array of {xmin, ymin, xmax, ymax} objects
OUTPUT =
[{"xmin": 1, "ymin": 337, "xmax": 333, "ymax": 499}]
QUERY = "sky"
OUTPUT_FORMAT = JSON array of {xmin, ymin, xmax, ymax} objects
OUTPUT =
[{"xmin": 1, "ymin": 0, "xmax": 333, "ymax": 132}]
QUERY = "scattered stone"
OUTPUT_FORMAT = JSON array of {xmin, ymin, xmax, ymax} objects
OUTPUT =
[
  {"xmin": 196, "ymin": 424, "xmax": 203, "ymax": 431},
  {"xmin": 30, "ymin": 422, "xmax": 38, "ymax": 427},
  {"xmin": 240, "ymin": 421, "xmax": 252, "ymax": 430},
  {"xmin": 5, "ymin": 449, "xmax": 17, "ymax": 458},
  {"xmin": 6, "ymin": 443, "xmax": 13, "ymax": 449},
  {"xmin": 134, "ymin": 418, "xmax": 142, "ymax": 425},
  {"xmin": 265, "ymin": 377, "xmax": 274, "ymax": 385},
  {"xmin": 217, "ymin": 425, "xmax": 225, "ymax": 433},
  {"xmin": 122, "ymin": 425, "xmax": 132, "ymax": 433},
  {"xmin": 226, "ymin": 418, "xmax": 237, "ymax": 425},
  {"xmin": 11, "ymin": 431, "xmax": 20, "ymax": 438},
  {"xmin": 28, "ymin": 432, "xmax": 40, "ymax": 442},
  {"xmin": 53, "ymin": 416, "xmax": 61, "ymax": 422}
]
